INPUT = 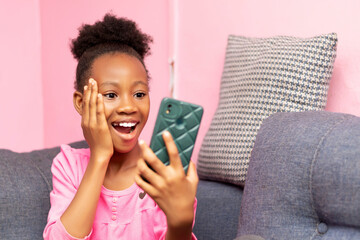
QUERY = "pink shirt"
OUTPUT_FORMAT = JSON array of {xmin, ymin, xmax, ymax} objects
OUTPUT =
[{"xmin": 43, "ymin": 144, "xmax": 197, "ymax": 240}]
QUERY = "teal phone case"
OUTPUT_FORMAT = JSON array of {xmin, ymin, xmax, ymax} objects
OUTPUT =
[{"xmin": 150, "ymin": 97, "xmax": 203, "ymax": 174}]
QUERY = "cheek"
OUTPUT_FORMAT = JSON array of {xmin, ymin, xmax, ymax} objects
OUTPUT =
[
  {"xmin": 141, "ymin": 102, "xmax": 150, "ymax": 121},
  {"xmin": 103, "ymin": 102, "xmax": 113, "ymax": 120}
]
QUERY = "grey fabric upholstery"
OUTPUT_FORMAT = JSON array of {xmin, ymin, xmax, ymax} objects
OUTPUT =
[
  {"xmin": 237, "ymin": 111, "xmax": 360, "ymax": 240},
  {"xmin": 0, "ymin": 141, "xmax": 88, "ymax": 240},
  {"xmin": 193, "ymin": 180, "xmax": 243, "ymax": 240},
  {"xmin": 234, "ymin": 235, "xmax": 265, "ymax": 240},
  {"xmin": 0, "ymin": 149, "xmax": 54, "ymax": 239}
]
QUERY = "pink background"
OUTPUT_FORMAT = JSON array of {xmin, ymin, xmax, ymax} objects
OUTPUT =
[
  {"xmin": 1, "ymin": 0, "xmax": 360, "ymax": 158},
  {"xmin": 0, "ymin": 0, "xmax": 43, "ymax": 152}
]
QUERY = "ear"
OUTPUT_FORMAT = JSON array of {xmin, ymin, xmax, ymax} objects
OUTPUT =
[{"xmin": 73, "ymin": 91, "xmax": 83, "ymax": 115}]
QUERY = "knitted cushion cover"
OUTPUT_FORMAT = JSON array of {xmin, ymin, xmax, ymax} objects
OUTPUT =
[{"xmin": 197, "ymin": 33, "xmax": 338, "ymax": 186}]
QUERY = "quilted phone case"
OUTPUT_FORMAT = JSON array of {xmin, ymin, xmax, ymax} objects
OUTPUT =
[{"xmin": 150, "ymin": 97, "xmax": 203, "ymax": 174}]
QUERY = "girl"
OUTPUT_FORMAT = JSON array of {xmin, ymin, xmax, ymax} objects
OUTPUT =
[{"xmin": 43, "ymin": 13, "xmax": 198, "ymax": 240}]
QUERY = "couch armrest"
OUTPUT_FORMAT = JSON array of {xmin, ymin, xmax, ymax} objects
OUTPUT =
[{"xmin": 237, "ymin": 111, "xmax": 360, "ymax": 240}]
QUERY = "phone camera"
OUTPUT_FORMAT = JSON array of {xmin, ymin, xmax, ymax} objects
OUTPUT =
[{"xmin": 166, "ymin": 104, "xmax": 173, "ymax": 114}]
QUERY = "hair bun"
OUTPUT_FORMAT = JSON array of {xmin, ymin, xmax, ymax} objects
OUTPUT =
[{"xmin": 70, "ymin": 13, "xmax": 153, "ymax": 60}]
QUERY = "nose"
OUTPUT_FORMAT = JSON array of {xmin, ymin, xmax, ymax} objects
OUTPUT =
[{"xmin": 115, "ymin": 95, "xmax": 137, "ymax": 114}]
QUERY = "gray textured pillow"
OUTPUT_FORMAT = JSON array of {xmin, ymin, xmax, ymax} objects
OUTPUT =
[{"xmin": 197, "ymin": 33, "xmax": 338, "ymax": 186}]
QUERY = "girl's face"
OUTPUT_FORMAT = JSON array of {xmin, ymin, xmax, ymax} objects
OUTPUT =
[{"xmin": 90, "ymin": 53, "xmax": 150, "ymax": 153}]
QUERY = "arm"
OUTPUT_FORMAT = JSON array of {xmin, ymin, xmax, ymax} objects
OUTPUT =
[
  {"xmin": 43, "ymin": 146, "xmax": 108, "ymax": 239},
  {"xmin": 46, "ymin": 79, "xmax": 113, "ymax": 239},
  {"xmin": 135, "ymin": 131, "xmax": 198, "ymax": 240},
  {"xmin": 59, "ymin": 154, "xmax": 108, "ymax": 238}
]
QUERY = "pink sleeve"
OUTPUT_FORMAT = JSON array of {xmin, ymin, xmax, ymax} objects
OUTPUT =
[
  {"xmin": 43, "ymin": 145, "xmax": 92, "ymax": 240},
  {"xmin": 155, "ymin": 198, "xmax": 198, "ymax": 240}
]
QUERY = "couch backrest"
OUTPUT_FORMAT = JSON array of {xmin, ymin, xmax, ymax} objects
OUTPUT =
[{"xmin": 0, "ymin": 141, "xmax": 88, "ymax": 239}]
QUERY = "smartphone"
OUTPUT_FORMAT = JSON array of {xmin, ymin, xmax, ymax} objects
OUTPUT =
[{"xmin": 149, "ymin": 97, "xmax": 203, "ymax": 174}]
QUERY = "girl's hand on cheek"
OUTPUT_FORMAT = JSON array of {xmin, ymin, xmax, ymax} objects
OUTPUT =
[
  {"xmin": 82, "ymin": 78, "xmax": 113, "ymax": 163},
  {"xmin": 135, "ymin": 131, "xmax": 199, "ymax": 229}
]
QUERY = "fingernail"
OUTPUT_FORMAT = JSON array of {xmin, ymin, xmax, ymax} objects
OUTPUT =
[
  {"xmin": 139, "ymin": 139, "xmax": 145, "ymax": 145},
  {"xmin": 98, "ymin": 93, "xmax": 102, "ymax": 98},
  {"xmin": 84, "ymin": 85, "xmax": 88, "ymax": 91},
  {"xmin": 163, "ymin": 131, "xmax": 170, "ymax": 137}
]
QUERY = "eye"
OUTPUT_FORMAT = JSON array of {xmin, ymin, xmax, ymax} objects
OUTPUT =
[
  {"xmin": 104, "ymin": 93, "xmax": 117, "ymax": 99},
  {"xmin": 134, "ymin": 92, "xmax": 146, "ymax": 98}
]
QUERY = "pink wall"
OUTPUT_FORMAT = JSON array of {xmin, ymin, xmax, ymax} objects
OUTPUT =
[
  {"xmin": 2, "ymin": 0, "xmax": 360, "ymax": 155},
  {"xmin": 40, "ymin": 0, "xmax": 171, "ymax": 149},
  {"xmin": 0, "ymin": 0, "xmax": 43, "ymax": 152},
  {"xmin": 174, "ymin": 0, "xmax": 360, "ymax": 162}
]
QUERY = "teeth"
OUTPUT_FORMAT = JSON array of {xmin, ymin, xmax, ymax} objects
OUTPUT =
[
  {"xmin": 120, "ymin": 122, "xmax": 136, "ymax": 127},
  {"xmin": 113, "ymin": 122, "xmax": 136, "ymax": 127}
]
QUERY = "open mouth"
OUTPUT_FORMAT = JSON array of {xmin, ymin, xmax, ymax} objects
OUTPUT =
[{"xmin": 111, "ymin": 122, "xmax": 138, "ymax": 134}]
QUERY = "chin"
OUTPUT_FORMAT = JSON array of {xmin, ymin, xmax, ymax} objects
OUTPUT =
[{"xmin": 113, "ymin": 140, "xmax": 139, "ymax": 154}]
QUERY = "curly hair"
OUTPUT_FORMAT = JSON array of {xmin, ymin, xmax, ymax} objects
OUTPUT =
[{"xmin": 70, "ymin": 13, "xmax": 153, "ymax": 91}]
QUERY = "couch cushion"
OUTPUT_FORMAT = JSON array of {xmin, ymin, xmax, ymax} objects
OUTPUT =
[
  {"xmin": 237, "ymin": 111, "xmax": 360, "ymax": 239},
  {"xmin": 193, "ymin": 180, "xmax": 243, "ymax": 240},
  {"xmin": 197, "ymin": 33, "xmax": 337, "ymax": 186},
  {"xmin": 0, "ymin": 141, "xmax": 87, "ymax": 239}
]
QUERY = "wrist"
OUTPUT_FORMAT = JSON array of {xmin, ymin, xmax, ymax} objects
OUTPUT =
[
  {"xmin": 166, "ymin": 208, "xmax": 194, "ymax": 229},
  {"xmin": 89, "ymin": 152, "xmax": 111, "ymax": 166},
  {"xmin": 166, "ymin": 217, "xmax": 193, "ymax": 240}
]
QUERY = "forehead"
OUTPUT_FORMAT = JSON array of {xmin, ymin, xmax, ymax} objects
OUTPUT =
[{"xmin": 91, "ymin": 53, "xmax": 148, "ymax": 85}]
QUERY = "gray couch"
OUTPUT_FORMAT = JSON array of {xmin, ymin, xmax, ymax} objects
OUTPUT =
[{"xmin": 0, "ymin": 111, "xmax": 359, "ymax": 240}]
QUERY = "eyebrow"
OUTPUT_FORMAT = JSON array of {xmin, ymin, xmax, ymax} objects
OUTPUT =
[
  {"xmin": 133, "ymin": 80, "xmax": 148, "ymax": 87},
  {"xmin": 99, "ymin": 80, "xmax": 148, "ymax": 88},
  {"xmin": 99, "ymin": 81, "xmax": 118, "ymax": 88}
]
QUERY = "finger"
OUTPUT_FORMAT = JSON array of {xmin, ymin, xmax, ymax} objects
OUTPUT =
[
  {"xmin": 81, "ymin": 82, "xmax": 91, "ymax": 126},
  {"xmin": 96, "ymin": 93, "xmax": 107, "ymax": 126},
  {"xmin": 134, "ymin": 172, "xmax": 158, "ymax": 197},
  {"xmin": 186, "ymin": 161, "xmax": 199, "ymax": 185},
  {"xmin": 162, "ymin": 131, "xmax": 182, "ymax": 170},
  {"xmin": 89, "ymin": 78, "xmax": 98, "ymax": 125},
  {"xmin": 137, "ymin": 158, "xmax": 163, "ymax": 187},
  {"xmin": 139, "ymin": 140, "xmax": 167, "ymax": 174}
]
